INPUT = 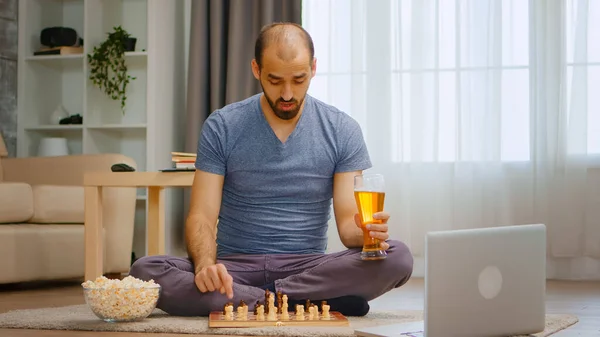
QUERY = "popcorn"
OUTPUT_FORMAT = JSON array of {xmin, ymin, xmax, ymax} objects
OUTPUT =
[{"xmin": 82, "ymin": 275, "xmax": 160, "ymax": 322}]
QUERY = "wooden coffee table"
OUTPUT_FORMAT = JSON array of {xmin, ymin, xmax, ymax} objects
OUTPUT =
[{"xmin": 84, "ymin": 171, "xmax": 195, "ymax": 281}]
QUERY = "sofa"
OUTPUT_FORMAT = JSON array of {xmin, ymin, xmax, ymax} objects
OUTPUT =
[{"xmin": 0, "ymin": 134, "xmax": 138, "ymax": 284}]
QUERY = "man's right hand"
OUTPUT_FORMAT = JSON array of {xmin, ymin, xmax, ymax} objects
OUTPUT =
[{"xmin": 194, "ymin": 263, "xmax": 234, "ymax": 299}]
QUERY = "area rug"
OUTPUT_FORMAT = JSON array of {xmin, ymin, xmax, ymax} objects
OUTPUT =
[{"xmin": 0, "ymin": 304, "xmax": 578, "ymax": 337}]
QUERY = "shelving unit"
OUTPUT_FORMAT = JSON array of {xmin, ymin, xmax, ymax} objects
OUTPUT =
[{"xmin": 17, "ymin": 0, "xmax": 188, "ymax": 257}]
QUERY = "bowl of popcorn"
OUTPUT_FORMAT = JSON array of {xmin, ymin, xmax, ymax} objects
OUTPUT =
[{"xmin": 82, "ymin": 275, "xmax": 161, "ymax": 322}]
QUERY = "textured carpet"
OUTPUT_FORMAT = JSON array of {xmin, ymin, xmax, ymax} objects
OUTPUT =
[{"xmin": 0, "ymin": 304, "xmax": 578, "ymax": 337}]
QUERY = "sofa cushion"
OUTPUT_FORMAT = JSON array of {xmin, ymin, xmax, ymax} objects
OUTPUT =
[
  {"xmin": 30, "ymin": 185, "xmax": 84, "ymax": 224},
  {"xmin": 0, "ymin": 224, "xmax": 90, "ymax": 283},
  {"xmin": 0, "ymin": 182, "xmax": 33, "ymax": 223}
]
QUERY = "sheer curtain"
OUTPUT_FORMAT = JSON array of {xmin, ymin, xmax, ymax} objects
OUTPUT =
[{"xmin": 303, "ymin": 0, "xmax": 600, "ymax": 280}]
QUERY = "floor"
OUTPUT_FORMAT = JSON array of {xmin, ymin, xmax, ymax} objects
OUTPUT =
[{"xmin": 0, "ymin": 278, "xmax": 599, "ymax": 336}]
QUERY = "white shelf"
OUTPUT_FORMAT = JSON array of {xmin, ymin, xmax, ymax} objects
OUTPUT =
[
  {"xmin": 25, "ymin": 54, "xmax": 84, "ymax": 62},
  {"xmin": 125, "ymin": 52, "xmax": 148, "ymax": 57},
  {"xmin": 87, "ymin": 124, "xmax": 147, "ymax": 130},
  {"xmin": 17, "ymin": 0, "xmax": 184, "ymax": 166},
  {"xmin": 17, "ymin": 0, "xmax": 187, "ymax": 259},
  {"xmin": 23, "ymin": 127, "xmax": 83, "ymax": 156},
  {"xmin": 24, "ymin": 125, "xmax": 84, "ymax": 131}
]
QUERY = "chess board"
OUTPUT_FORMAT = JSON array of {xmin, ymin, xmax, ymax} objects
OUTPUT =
[{"xmin": 208, "ymin": 311, "xmax": 349, "ymax": 328}]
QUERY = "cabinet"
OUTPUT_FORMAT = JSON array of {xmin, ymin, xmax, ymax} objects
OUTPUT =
[{"xmin": 17, "ymin": 0, "xmax": 188, "ymax": 257}]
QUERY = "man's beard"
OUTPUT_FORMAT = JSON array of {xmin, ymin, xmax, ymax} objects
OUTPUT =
[{"xmin": 260, "ymin": 83, "xmax": 304, "ymax": 120}]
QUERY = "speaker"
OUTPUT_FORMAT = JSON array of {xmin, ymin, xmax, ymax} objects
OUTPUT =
[{"xmin": 40, "ymin": 27, "xmax": 83, "ymax": 48}]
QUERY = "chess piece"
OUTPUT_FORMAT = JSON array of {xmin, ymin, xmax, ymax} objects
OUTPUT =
[
  {"xmin": 223, "ymin": 302, "xmax": 233, "ymax": 315},
  {"xmin": 312, "ymin": 304, "xmax": 319, "ymax": 319},
  {"xmin": 267, "ymin": 293, "xmax": 277, "ymax": 321},
  {"xmin": 256, "ymin": 305, "xmax": 265, "ymax": 320},
  {"xmin": 295, "ymin": 304, "xmax": 305, "ymax": 320},
  {"xmin": 277, "ymin": 291, "xmax": 283, "ymax": 314},
  {"xmin": 236, "ymin": 300, "xmax": 247, "ymax": 320},
  {"xmin": 268, "ymin": 293, "xmax": 275, "ymax": 311},
  {"xmin": 265, "ymin": 290, "xmax": 271, "ymax": 313},
  {"xmin": 236, "ymin": 305, "xmax": 245, "ymax": 320},
  {"xmin": 322, "ymin": 304, "xmax": 330, "ymax": 319},
  {"xmin": 308, "ymin": 305, "xmax": 315, "ymax": 320},
  {"xmin": 281, "ymin": 294, "xmax": 289, "ymax": 320},
  {"xmin": 254, "ymin": 300, "xmax": 260, "ymax": 315},
  {"xmin": 224, "ymin": 304, "xmax": 234, "ymax": 320}
]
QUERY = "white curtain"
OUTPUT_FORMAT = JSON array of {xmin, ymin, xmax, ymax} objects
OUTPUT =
[{"xmin": 303, "ymin": 0, "xmax": 600, "ymax": 280}]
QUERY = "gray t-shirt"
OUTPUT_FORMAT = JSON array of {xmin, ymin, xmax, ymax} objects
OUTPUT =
[{"xmin": 195, "ymin": 93, "xmax": 371, "ymax": 257}]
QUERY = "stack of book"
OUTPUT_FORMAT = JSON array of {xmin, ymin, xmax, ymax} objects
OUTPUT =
[{"xmin": 171, "ymin": 152, "xmax": 196, "ymax": 170}]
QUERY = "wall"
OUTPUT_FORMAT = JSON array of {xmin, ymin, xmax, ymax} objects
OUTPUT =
[
  {"xmin": 0, "ymin": 0, "xmax": 17, "ymax": 157},
  {"xmin": 132, "ymin": 0, "xmax": 190, "ymax": 259},
  {"xmin": 163, "ymin": 0, "xmax": 189, "ymax": 258}
]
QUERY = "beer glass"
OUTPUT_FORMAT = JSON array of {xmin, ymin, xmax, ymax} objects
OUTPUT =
[{"xmin": 354, "ymin": 173, "xmax": 387, "ymax": 260}]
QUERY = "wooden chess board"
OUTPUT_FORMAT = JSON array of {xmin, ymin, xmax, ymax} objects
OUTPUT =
[{"xmin": 208, "ymin": 311, "xmax": 349, "ymax": 328}]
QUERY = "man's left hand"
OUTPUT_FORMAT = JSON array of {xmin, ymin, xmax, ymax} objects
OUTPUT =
[{"xmin": 354, "ymin": 212, "xmax": 390, "ymax": 251}]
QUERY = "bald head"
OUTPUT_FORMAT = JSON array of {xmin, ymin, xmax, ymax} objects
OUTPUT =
[{"xmin": 254, "ymin": 22, "xmax": 315, "ymax": 69}]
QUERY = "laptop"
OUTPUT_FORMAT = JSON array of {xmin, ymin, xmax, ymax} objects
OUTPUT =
[{"xmin": 355, "ymin": 224, "xmax": 547, "ymax": 337}]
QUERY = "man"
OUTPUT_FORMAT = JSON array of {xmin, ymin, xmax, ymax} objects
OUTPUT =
[{"xmin": 129, "ymin": 22, "xmax": 413, "ymax": 317}]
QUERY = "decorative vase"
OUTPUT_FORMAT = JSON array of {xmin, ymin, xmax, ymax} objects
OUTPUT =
[
  {"xmin": 124, "ymin": 37, "xmax": 137, "ymax": 52},
  {"xmin": 50, "ymin": 105, "xmax": 69, "ymax": 124},
  {"xmin": 38, "ymin": 137, "xmax": 69, "ymax": 157}
]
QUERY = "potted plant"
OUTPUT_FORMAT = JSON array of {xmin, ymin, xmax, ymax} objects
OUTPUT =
[{"xmin": 87, "ymin": 25, "xmax": 137, "ymax": 113}]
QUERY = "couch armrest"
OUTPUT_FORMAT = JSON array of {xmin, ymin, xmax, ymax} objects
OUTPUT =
[{"xmin": 2, "ymin": 154, "xmax": 138, "ymax": 274}]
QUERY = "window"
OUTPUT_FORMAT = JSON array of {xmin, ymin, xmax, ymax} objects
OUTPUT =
[
  {"xmin": 566, "ymin": 0, "xmax": 600, "ymax": 155},
  {"xmin": 302, "ymin": 0, "xmax": 599, "ymax": 163}
]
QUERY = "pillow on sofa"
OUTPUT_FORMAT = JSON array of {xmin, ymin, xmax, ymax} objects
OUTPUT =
[
  {"xmin": 30, "ymin": 185, "xmax": 84, "ymax": 224},
  {"xmin": 0, "ymin": 182, "xmax": 33, "ymax": 223}
]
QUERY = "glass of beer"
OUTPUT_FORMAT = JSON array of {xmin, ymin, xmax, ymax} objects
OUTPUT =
[{"xmin": 354, "ymin": 173, "xmax": 387, "ymax": 260}]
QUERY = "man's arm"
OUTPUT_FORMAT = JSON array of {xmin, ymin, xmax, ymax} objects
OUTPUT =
[
  {"xmin": 185, "ymin": 169, "xmax": 225, "ymax": 274},
  {"xmin": 332, "ymin": 170, "xmax": 364, "ymax": 248}
]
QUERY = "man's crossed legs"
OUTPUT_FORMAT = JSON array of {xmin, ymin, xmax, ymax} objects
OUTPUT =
[{"xmin": 129, "ymin": 240, "xmax": 413, "ymax": 316}]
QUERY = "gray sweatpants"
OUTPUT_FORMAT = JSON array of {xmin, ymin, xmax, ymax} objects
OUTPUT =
[{"xmin": 129, "ymin": 239, "xmax": 413, "ymax": 316}]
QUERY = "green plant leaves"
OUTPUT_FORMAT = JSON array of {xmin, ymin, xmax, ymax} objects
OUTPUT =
[{"xmin": 87, "ymin": 25, "xmax": 136, "ymax": 114}]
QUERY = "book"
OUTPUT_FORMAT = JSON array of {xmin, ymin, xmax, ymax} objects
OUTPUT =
[
  {"xmin": 175, "ymin": 162, "xmax": 194, "ymax": 169},
  {"xmin": 33, "ymin": 46, "xmax": 83, "ymax": 56},
  {"xmin": 168, "ymin": 151, "xmax": 196, "ymax": 170},
  {"xmin": 170, "ymin": 151, "xmax": 196, "ymax": 157},
  {"xmin": 172, "ymin": 157, "xmax": 195, "ymax": 162}
]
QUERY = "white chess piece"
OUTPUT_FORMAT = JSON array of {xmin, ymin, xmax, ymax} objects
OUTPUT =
[
  {"xmin": 280, "ymin": 295, "xmax": 290, "ymax": 320},
  {"xmin": 267, "ymin": 294, "xmax": 277, "ymax": 321},
  {"xmin": 256, "ymin": 305, "xmax": 265, "ymax": 320},
  {"xmin": 296, "ymin": 304, "xmax": 305, "ymax": 320},
  {"xmin": 237, "ymin": 305, "xmax": 245, "ymax": 320},
  {"xmin": 224, "ymin": 305, "xmax": 234, "ymax": 320},
  {"xmin": 322, "ymin": 304, "xmax": 330, "ymax": 319}
]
